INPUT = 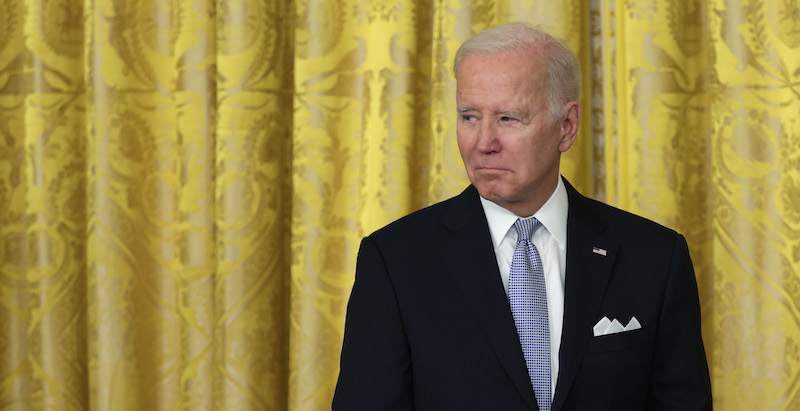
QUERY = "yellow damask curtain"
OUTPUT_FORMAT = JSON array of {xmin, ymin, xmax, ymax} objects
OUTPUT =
[{"xmin": 0, "ymin": 0, "xmax": 797, "ymax": 410}]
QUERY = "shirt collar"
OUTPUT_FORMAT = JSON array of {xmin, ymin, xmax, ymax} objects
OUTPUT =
[{"xmin": 479, "ymin": 177, "xmax": 569, "ymax": 249}]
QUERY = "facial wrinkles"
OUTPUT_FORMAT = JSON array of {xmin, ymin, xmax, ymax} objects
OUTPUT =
[
  {"xmin": 464, "ymin": 77, "xmax": 549, "ymax": 129},
  {"xmin": 458, "ymin": 91, "xmax": 535, "ymax": 130}
]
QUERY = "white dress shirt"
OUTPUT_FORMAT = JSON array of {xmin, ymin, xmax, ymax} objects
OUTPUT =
[{"xmin": 478, "ymin": 177, "xmax": 568, "ymax": 395}]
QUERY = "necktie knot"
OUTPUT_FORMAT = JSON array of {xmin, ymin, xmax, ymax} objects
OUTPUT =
[{"xmin": 514, "ymin": 218, "xmax": 540, "ymax": 242}]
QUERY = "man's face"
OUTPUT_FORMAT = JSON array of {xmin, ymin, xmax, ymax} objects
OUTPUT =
[{"xmin": 455, "ymin": 47, "xmax": 577, "ymax": 216}]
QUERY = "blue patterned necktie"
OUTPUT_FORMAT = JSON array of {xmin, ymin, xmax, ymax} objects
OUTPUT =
[{"xmin": 509, "ymin": 218, "xmax": 551, "ymax": 411}]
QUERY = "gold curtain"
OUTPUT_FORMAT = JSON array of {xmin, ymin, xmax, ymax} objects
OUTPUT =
[{"xmin": 0, "ymin": 0, "xmax": 798, "ymax": 410}]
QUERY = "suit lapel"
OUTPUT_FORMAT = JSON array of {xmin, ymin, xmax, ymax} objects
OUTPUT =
[
  {"xmin": 439, "ymin": 186, "xmax": 538, "ymax": 410},
  {"xmin": 551, "ymin": 180, "xmax": 617, "ymax": 411}
]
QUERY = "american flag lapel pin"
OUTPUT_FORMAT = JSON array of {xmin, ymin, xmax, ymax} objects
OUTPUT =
[{"xmin": 592, "ymin": 247, "xmax": 607, "ymax": 256}]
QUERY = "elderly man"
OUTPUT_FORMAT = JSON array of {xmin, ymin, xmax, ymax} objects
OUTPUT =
[{"xmin": 333, "ymin": 22, "xmax": 712, "ymax": 410}]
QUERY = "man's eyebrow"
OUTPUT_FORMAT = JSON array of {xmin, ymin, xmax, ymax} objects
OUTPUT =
[
  {"xmin": 456, "ymin": 107, "xmax": 529, "ymax": 118},
  {"xmin": 495, "ymin": 109, "xmax": 525, "ymax": 117}
]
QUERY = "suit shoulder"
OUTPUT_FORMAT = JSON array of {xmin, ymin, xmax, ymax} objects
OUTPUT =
[
  {"xmin": 368, "ymin": 195, "xmax": 458, "ymax": 241},
  {"xmin": 564, "ymin": 179, "xmax": 682, "ymax": 243},
  {"xmin": 580, "ymin": 196, "xmax": 681, "ymax": 240}
]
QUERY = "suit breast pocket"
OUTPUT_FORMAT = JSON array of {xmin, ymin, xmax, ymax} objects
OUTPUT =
[{"xmin": 588, "ymin": 328, "xmax": 649, "ymax": 354}]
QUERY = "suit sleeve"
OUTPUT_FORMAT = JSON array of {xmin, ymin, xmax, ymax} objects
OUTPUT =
[
  {"xmin": 649, "ymin": 234, "xmax": 713, "ymax": 410},
  {"xmin": 333, "ymin": 237, "xmax": 414, "ymax": 410}
]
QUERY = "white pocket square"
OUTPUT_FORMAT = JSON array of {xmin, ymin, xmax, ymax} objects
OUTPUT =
[{"xmin": 593, "ymin": 316, "xmax": 641, "ymax": 337}]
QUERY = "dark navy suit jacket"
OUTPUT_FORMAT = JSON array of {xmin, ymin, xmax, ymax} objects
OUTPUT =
[{"xmin": 333, "ymin": 179, "xmax": 712, "ymax": 410}]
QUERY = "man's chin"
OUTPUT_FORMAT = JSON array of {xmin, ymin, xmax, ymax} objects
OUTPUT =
[{"xmin": 474, "ymin": 186, "xmax": 510, "ymax": 204}]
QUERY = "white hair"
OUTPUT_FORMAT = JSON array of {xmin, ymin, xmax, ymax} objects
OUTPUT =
[{"xmin": 453, "ymin": 22, "xmax": 581, "ymax": 119}]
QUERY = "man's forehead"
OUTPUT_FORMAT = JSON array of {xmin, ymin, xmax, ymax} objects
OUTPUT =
[
  {"xmin": 456, "ymin": 76, "xmax": 543, "ymax": 108},
  {"xmin": 456, "ymin": 54, "xmax": 548, "ymax": 91}
]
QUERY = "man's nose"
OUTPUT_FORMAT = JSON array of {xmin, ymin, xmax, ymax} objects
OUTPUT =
[{"xmin": 476, "ymin": 121, "xmax": 501, "ymax": 153}]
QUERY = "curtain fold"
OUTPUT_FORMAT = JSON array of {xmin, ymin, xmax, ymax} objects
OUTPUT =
[{"xmin": 1, "ymin": 0, "xmax": 798, "ymax": 410}]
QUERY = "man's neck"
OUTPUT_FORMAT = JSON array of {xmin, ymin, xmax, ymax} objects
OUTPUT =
[{"xmin": 493, "ymin": 177, "xmax": 560, "ymax": 217}]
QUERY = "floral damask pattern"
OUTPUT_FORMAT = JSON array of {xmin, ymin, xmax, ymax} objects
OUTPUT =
[
  {"xmin": 618, "ymin": 0, "xmax": 800, "ymax": 408},
  {"xmin": 0, "ymin": 0, "xmax": 798, "ymax": 410}
]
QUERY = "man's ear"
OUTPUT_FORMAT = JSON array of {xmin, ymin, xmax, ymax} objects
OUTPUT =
[{"xmin": 558, "ymin": 102, "xmax": 580, "ymax": 153}]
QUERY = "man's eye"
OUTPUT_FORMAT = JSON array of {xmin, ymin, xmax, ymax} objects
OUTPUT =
[
  {"xmin": 462, "ymin": 115, "xmax": 475, "ymax": 121},
  {"xmin": 500, "ymin": 116, "xmax": 517, "ymax": 122}
]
